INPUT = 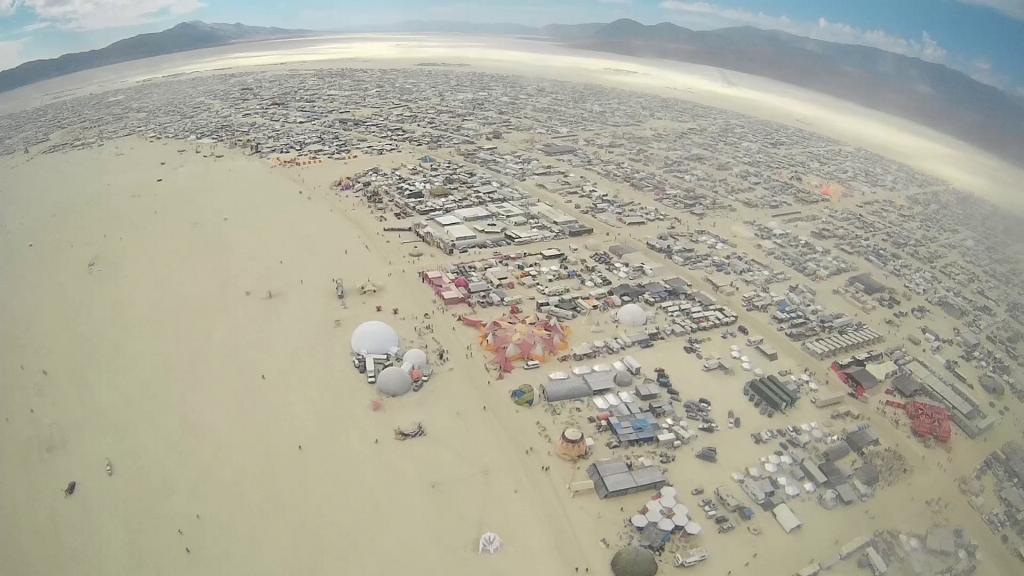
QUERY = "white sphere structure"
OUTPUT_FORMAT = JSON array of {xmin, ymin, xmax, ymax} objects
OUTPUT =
[
  {"xmin": 376, "ymin": 366, "xmax": 413, "ymax": 397},
  {"xmin": 616, "ymin": 303, "xmax": 647, "ymax": 327},
  {"xmin": 351, "ymin": 321, "xmax": 400, "ymax": 355},
  {"xmin": 403, "ymin": 348, "xmax": 429, "ymax": 370}
]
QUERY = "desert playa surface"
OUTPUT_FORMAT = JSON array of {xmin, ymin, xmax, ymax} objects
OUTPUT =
[
  {"xmin": 2, "ymin": 35, "xmax": 1023, "ymax": 576},
  {"xmin": 0, "ymin": 139, "xmax": 610, "ymax": 575}
]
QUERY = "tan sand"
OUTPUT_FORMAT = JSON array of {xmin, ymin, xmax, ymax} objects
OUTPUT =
[{"xmin": 0, "ymin": 139, "xmax": 608, "ymax": 575}]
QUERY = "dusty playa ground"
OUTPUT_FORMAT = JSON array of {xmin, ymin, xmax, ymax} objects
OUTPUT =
[
  {"xmin": 2, "ymin": 34, "xmax": 1023, "ymax": 576},
  {"xmin": 0, "ymin": 140, "xmax": 607, "ymax": 575}
]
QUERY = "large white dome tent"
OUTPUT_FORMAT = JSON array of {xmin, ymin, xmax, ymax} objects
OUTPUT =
[
  {"xmin": 616, "ymin": 303, "xmax": 647, "ymax": 327},
  {"xmin": 351, "ymin": 320, "xmax": 400, "ymax": 355},
  {"xmin": 376, "ymin": 366, "xmax": 413, "ymax": 397}
]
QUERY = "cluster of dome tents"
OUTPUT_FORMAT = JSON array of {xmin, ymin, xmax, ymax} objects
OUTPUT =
[{"xmin": 350, "ymin": 320, "xmax": 432, "ymax": 397}]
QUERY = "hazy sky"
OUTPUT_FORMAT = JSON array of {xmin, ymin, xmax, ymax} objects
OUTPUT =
[{"xmin": 0, "ymin": 1, "xmax": 1022, "ymax": 92}]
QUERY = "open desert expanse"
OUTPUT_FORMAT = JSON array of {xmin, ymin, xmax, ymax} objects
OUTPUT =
[{"xmin": 0, "ymin": 140, "xmax": 608, "ymax": 575}]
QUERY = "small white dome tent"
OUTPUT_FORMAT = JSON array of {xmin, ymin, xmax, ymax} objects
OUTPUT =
[{"xmin": 402, "ymin": 348, "xmax": 429, "ymax": 369}]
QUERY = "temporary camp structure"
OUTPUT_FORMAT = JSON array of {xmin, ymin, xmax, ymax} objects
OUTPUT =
[
  {"xmin": 611, "ymin": 546, "xmax": 658, "ymax": 576},
  {"xmin": 351, "ymin": 321, "xmax": 400, "ymax": 355},
  {"xmin": 510, "ymin": 384, "xmax": 536, "ymax": 407},
  {"xmin": 542, "ymin": 379, "xmax": 593, "ymax": 402},
  {"xmin": 478, "ymin": 532, "xmax": 502, "ymax": 554},
  {"xmin": 614, "ymin": 371, "xmax": 633, "ymax": 387},
  {"xmin": 617, "ymin": 303, "xmax": 648, "ymax": 327},
  {"xmin": 465, "ymin": 311, "xmax": 570, "ymax": 372},
  {"xmin": 772, "ymin": 503, "xmax": 802, "ymax": 533},
  {"xmin": 376, "ymin": 366, "xmax": 413, "ymax": 397},
  {"xmin": 556, "ymin": 428, "xmax": 588, "ymax": 461},
  {"xmin": 403, "ymin": 348, "xmax": 429, "ymax": 370}
]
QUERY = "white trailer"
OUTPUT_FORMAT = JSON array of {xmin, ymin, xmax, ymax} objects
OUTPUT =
[{"xmin": 622, "ymin": 355, "xmax": 642, "ymax": 376}]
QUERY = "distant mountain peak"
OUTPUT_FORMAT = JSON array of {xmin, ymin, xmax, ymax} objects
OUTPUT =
[
  {"xmin": 552, "ymin": 19, "xmax": 1024, "ymax": 166},
  {"xmin": 0, "ymin": 21, "xmax": 312, "ymax": 92}
]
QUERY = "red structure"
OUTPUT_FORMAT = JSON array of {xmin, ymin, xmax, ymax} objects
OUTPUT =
[
  {"xmin": 461, "ymin": 310, "xmax": 570, "ymax": 372},
  {"xmin": 885, "ymin": 400, "xmax": 952, "ymax": 443},
  {"xmin": 831, "ymin": 361, "xmax": 865, "ymax": 398},
  {"xmin": 421, "ymin": 270, "xmax": 469, "ymax": 306}
]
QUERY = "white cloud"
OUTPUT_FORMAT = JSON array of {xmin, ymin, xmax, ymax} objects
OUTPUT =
[
  {"xmin": 0, "ymin": 38, "xmax": 26, "ymax": 69},
  {"xmin": 20, "ymin": 20, "xmax": 51, "ymax": 32},
  {"xmin": 958, "ymin": 0, "xmax": 1024, "ymax": 20},
  {"xmin": 6, "ymin": 1, "xmax": 205, "ymax": 31},
  {"xmin": 0, "ymin": 0, "xmax": 18, "ymax": 17},
  {"xmin": 660, "ymin": 1, "xmax": 948, "ymax": 63},
  {"xmin": 660, "ymin": 1, "xmax": 794, "ymax": 29},
  {"xmin": 814, "ymin": 17, "xmax": 947, "ymax": 63}
]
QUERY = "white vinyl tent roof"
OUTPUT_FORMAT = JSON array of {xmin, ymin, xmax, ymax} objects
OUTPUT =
[
  {"xmin": 403, "ymin": 348, "xmax": 428, "ymax": 369},
  {"xmin": 351, "ymin": 321, "xmax": 400, "ymax": 355},
  {"xmin": 617, "ymin": 303, "xmax": 647, "ymax": 327},
  {"xmin": 376, "ymin": 366, "xmax": 413, "ymax": 396},
  {"xmin": 773, "ymin": 503, "xmax": 802, "ymax": 533}
]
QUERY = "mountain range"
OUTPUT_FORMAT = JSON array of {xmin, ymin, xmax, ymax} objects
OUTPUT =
[
  {"xmin": 1, "ymin": 18, "xmax": 1021, "ymax": 165},
  {"xmin": 549, "ymin": 19, "xmax": 1024, "ymax": 165},
  {"xmin": 0, "ymin": 21, "xmax": 313, "ymax": 93}
]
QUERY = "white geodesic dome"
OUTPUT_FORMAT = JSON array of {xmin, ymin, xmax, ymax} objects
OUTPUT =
[
  {"xmin": 616, "ymin": 303, "xmax": 647, "ymax": 327},
  {"xmin": 351, "ymin": 321, "xmax": 400, "ymax": 355},
  {"xmin": 402, "ymin": 348, "xmax": 429, "ymax": 370},
  {"xmin": 376, "ymin": 366, "xmax": 413, "ymax": 397}
]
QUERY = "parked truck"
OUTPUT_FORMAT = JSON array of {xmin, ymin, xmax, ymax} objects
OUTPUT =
[
  {"xmin": 674, "ymin": 547, "xmax": 709, "ymax": 568},
  {"xmin": 715, "ymin": 485, "xmax": 742, "ymax": 512},
  {"xmin": 622, "ymin": 355, "xmax": 642, "ymax": 376},
  {"xmin": 811, "ymin": 389, "xmax": 846, "ymax": 408}
]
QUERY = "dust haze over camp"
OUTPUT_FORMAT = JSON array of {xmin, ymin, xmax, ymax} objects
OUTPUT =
[{"xmin": 2, "ymin": 3, "xmax": 1024, "ymax": 576}]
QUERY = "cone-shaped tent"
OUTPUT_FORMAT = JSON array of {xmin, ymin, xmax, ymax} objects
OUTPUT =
[{"xmin": 475, "ymin": 312, "xmax": 570, "ymax": 372}]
